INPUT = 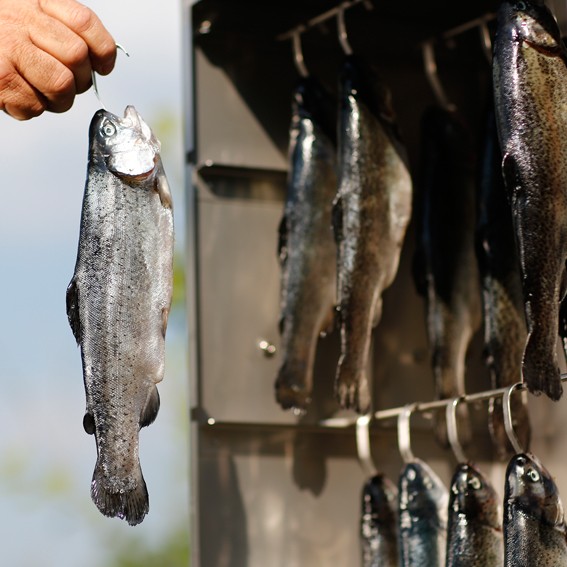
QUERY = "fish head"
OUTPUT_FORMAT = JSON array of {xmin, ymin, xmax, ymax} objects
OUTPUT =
[
  {"xmin": 449, "ymin": 463, "xmax": 501, "ymax": 530},
  {"xmin": 362, "ymin": 473, "xmax": 398, "ymax": 522},
  {"xmin": 498, "ymin": 0, "xmax": 562, "ymax": 52},
  {"xmin": 399, "ymin": 459, "xmax": 448, "ymax": 527},
  {"xmin": 90, "ymin": 106, "xmax": 161, "ymax": 180},
  {"xmin": 506, "ymin": 453, "xmax": 565, "ymax": 528}
]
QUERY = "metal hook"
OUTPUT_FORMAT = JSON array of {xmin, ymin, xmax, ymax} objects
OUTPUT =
[
  {"xmin": 356, "ymin": 414, "xmax": 377, "ymax": 478},
  {"xmin": 291, "ymin": 30, "xmax": 309, "ymax": 78},
  {"xmin": 92, "ymin": 43, "xmax": 130, "ymax": 110},
  {"xmin": 337, "ymin": 6, "xmax": 353, "ymax": 55},
  {"xmin": 446, "ymin": 397, "xmax": 467, "ymax": 463},
  {"xmin": 503, "ymin": 382, "xmax": 526, "ymax": 455},
  {"xmin": 422, "ymin": 41, "xmax": 456, "ymax": 112},
  {"xmin": 398, "ymin": 404, "xmax": 417, "ymax": 464},
  {"xmin": 479, "ymin": 21, "xmax": 493, "ymax": 64}
]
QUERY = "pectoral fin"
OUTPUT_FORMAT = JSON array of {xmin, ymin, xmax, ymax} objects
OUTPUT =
[
  {"xmin": 66, "ymin": 278, "xmax": 81, "ymax": 344},
  {"xmin": 155, "ymin": 159, "xmax": 173, "ymax": 209}
]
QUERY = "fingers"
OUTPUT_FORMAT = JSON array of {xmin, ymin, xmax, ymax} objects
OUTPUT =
[
  {"xmin": 0, "ymin": 60, "xmax": 45, "ymax": 121},
  {"xmin": 39, "ymin": 0, "xmax": 116, "ymax": 75},
  {"xmin": 0, "ymin": 0, "xmax": 117, "ymax": 120}
]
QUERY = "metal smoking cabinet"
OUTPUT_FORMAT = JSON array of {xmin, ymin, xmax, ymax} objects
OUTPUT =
[{"xmin": 182, "ymin": 1, "xmax": 567, "ymax": 565}]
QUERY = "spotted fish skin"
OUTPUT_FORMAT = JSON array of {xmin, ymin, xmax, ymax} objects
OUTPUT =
[
  {"xmin": 475, "ymin": 97, "xmax": 530, "ymax": 460},
  {"xmin": 398, "ymin": 459, "xmax": 448, "ymax": 567},
  {"xmin": 333, "ymin": 55, "xmax": 412, "ymax": 413},
  {"xmin": 67, "ymin": 106, "xmax": 173, "ymax": 526},
  {"xmin": 493, "ymin": 0, "xmax": 567, "ymax": 401},
  {"xmin": 504, "ymin": 453, "xmax": 567, "ymax": 566},
  {"xmin": 275, "ymin": 77, "xmax": 337, "ymax": 412},
  {"xmin": 412, "ymin": 106, "xmax": 481, "ymax": 447},
  {"xmin": 361, "ymin": 473, "xmax": 399, "ymax": 567},
  {"xmin": 446, "ymin": 463, "xmax": 503, "ymax": 567}
]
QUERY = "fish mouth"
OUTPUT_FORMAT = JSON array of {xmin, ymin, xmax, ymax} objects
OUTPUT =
[{"xmin": 124, "ymin": 106, "xmax": 154, "ymax": 144}]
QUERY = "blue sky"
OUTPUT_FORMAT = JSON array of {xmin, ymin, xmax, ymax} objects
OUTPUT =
[{"xmin": 0, "ymin": 1, "xmax": 188, "ymax": 565}]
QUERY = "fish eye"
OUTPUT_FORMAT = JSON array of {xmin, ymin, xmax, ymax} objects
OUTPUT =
[
  {"xmin": 527, "ymin": 469, "xmax": 540, "ymax": 482},
  {"xmin": 101, "ymin": 120, "xmax": 116, "ymax": 137},
  {"xmin": 517, "ymin": 1, "xmax": 526, "ymax": 10},
  {"xmin": 469, "ymin": 477, "xmax": 482, "ymax": 490}
]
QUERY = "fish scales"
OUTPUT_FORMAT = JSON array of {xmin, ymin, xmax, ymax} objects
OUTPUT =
[
  {"xmin": 398, "ymin": 459, "xmax": 448, "ymax": 567},
  {"xmin": 413, "ymin": 107, "xmax": 481, "ymax": 447},
  {"xmin": 333, "ymin": 55, "xmax": 412, "ymax": 413},
  {"xmin": 446, "ymin": 463, "xmax": 503, "ymax": 567},
  {"xmin": 361, "ymin": 473, "xmax": 399, "ymax": 567},
  {"xmin": 476, "ymin": 97, "xmax": 530, "ymax": 459},
  {"xmin": 275, "ymin": 77, "xmax": 337, "ymax": 411},
  {"xmin": 67, "ymin": 106, "xmax": 173, "ymax": 526},
  {"xmin": 504, "ymin": 453, "xmax": 567, "ymax": 566},
  {"xmin": 493, "ymin": 0, "xmax": 567, "ymax": 401}
]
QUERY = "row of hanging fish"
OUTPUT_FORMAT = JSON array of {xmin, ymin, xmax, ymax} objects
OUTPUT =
[
  {"xmin": 361, "ymin": 453, "xmax": 567, "ymax": 566},
  {"xmin": 276, "ymin": 0, "xmax": 567, "ymax": 459},
  {"xmin": 276, "ymin": 54, "xmax": 412, "ymax": 415}
]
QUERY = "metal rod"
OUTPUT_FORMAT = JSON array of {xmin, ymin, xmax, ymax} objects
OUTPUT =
[
  {"xmin": 441, "ymin": 12, "xmax": 496, "ymax": 42},
  {"xmin": 277, "ymin": 0, "xmax": 372, "ymax": 41}
]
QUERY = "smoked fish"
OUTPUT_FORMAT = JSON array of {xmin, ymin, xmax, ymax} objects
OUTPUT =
[
  {"xmin": 398, "ymin": 459, "xmax": 448, "ymax": 567},
  {"xmin": 476, "ymin": 97, "xmax": 530, "ymax": 459},
  {"xmin": 446, "ymin": 463, "xmax": 503, "ymax": 567},
  {"xmin": 504, "ymin": 453, "xmax": 567, "ymax": 566},
  {"xmin": 493, "ymin": 0, "xmax": 567, "ymax": 401},
  {"xmin": 276, "ymin": 77, "xmax": 337, "ymax": 411},
  {"xmin": 412, "ymin": 106, "xmax": 481, "ymax": 447},
  {"xmin": 67, "ymin": 106, "xmax": 174, "ymax": 525},
  {"xmin": 361, "ymin": 473, "xmax": 399, "ymax": 567},
  {"xmin": 333, "ymin": 55, "xmax": 412, "ymax": 413}
]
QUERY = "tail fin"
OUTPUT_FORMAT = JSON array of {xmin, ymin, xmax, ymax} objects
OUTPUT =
[
  {"xmin": 523, "ymin": 331, "xmax": 563, "ymax": 401},
  {"xmin": 91, "ymin": 461, "xmax": 149, "ymax": 526}
]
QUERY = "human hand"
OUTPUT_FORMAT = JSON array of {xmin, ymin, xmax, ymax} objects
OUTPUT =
[{"xmin": 0, "ymin": 0, "xmax": 116, "ymax": 120}]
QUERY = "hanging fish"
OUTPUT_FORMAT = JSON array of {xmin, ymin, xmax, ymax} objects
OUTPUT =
[
  {"xmin": 446, "ymin": 462, "xmax": 503, "ymax": 567},
  {"xmin": 361, "ymin": 473, "xmax": 399, "ymax": 567},
  {"xmin": 67, "ymin": 106, "xmax": 174, "ymax": 525},
  {"xmin": 275, "ymin": 76, "xmax": 337, "ymax": 412},
  {"xmin": 398, "ymin": 459, "xmax": 448, "ymax": 567},
  {"xmin": 493, "ymin": 0, "xmax": 567, "ymax": 401},
  {"xmin": 475, "ymin": 96, "xmax": 530, "ymax": 459},
  {"xmin": 504, "ymin": 453, "xmax": 567, "ymax": 565},
  {"xmin": 412, "ymin": 106, "xmax": 481, "ymax": 447},
  {"xmin": 333, "ymin": 55, "xmax": 412, "ymax": 413}
]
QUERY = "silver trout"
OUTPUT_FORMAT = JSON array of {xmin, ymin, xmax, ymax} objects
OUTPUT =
[
  {"xmin": 361, "ymin": 473, "xmax": 399, "ymax": 567},
  {"xmin": 333, "ymin": 55, "xmax": 412, "ymax": 413},
  {"xmin": 412, "ymin": 106, "xmax": 481, "ymax": 447},
  {"xmin": 504, "ymin": 453, "xmax": 567, "ymax": 566},
  {"xmin": 398, "ymin": 459, "xmax": 448, "ymax": 567},
  {"xmin": 446, "ymin": 463, "xmax": 503, "ymax": 567},
  {"xmin": 493, "ymin": 0, "xmax": 567, "ymax": 401},
  {"xmin": 66, "ymin": 106, "xmax": 174, "ymax": 525},
  {"xmin": 476, "ymin": 97, "xmax": 530, "ymax": 459},
  {"xmin": 275, "ymin": 77, "xmax": 337, "ymax": 411}
]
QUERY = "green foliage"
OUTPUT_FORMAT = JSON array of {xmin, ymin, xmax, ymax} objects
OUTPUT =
[{"xmin": 110, "ymin": 527, "xmax": 189, "ymax": 567}]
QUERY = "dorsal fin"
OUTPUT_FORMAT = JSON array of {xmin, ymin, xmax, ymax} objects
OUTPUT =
[
  {"xmin": 140, "ymin": 386, "xmax": 160, "ymax": 428},
  {"xmin": 66, "ymin": 278, "xmax": 81, "ymax": 344}
]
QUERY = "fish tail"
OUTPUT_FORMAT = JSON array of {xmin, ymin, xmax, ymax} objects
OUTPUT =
[
  {"xmin": 91, "ymin": 460, "xmax": 149, "ymax": 526},
  {"xmin": 523, "ymin": 330, "xmax": 563, "ymax": 400},
  {"xmin": 335, "ymin": 353, "xmax": 371, "ymax": 413},
  {"xmin": 275, "ymin": 359, "xmax": 312, "ymax": 411}
]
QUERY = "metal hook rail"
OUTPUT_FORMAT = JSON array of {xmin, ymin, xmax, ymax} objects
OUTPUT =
[
  {"xmin": 322, "ymin": 374, "xmax": 567, "ymax": 428},
  {"xmin": 276, "ymin": 0, "xmax": 373, "ymax": 41}
]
